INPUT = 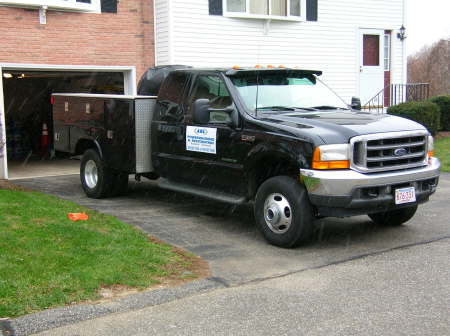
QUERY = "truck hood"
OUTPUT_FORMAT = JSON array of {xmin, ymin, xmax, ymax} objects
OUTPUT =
[{"xmin": 259, "ymin": 110, "xmax": 427, "ymax": 144}]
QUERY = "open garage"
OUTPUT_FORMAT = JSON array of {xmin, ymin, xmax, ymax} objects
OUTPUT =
[{"xmin": 0, "ymin": 65, "xmax": 136, "ymax": 180}]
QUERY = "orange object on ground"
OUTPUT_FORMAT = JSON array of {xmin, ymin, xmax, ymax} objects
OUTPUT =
[{"xmin": 67, "ymin": 213, "xmax": 89, "ymax": 221}]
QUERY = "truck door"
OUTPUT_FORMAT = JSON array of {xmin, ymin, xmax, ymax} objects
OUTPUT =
[
  {"xmin": 184, "ymin": 74, "xmax": 246, "ymax": 195},
  {"xmin": 152, "ymin": 71, "xmax": 192, "ymax": 181}
]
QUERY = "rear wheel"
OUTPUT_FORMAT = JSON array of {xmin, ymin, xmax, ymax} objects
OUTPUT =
[
  {"xmin": 254, "ymin": 176, "xmax": 314, "ymax": 248},
  {"xmin": 368, "ymin": 205, "xmax": 418, "ymax": 226},
  {"xmin": 80, "ymin": 149, "xmax": 113, "ymax": 199}
]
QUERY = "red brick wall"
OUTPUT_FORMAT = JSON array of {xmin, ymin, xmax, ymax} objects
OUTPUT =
[{"xmin": 0, "ymin": 1, "xmax": 154, "ymax": 82}]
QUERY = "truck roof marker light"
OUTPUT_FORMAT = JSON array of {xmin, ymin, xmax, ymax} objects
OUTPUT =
[
  {"xmin": 255, "ymin": 65, "xmax": 262, "ymax": 68},
  {"xmin": 278, "ymin": 65, "xmax": 286, "ymax": 68},
  {"xmin": 232, "ymin": 65, "xmax": 241, "ymax": 69},
  {"xmin": 312, "ymin": 147, "xmax": 350, "ymax": 170},
  {"xmin": 267, "ymin": 65, "xmax": 274, "ymax": 68}
]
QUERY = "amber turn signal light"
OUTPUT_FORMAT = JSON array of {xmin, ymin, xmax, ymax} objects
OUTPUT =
[{"xmin": 312, "ymin": 147, "xmax": 350, "ymax": 170}]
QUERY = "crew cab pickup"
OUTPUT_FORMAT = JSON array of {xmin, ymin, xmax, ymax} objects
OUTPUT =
[{"xmin": 52, "ymin": 67, "xmax": 440, "ymax": 247}]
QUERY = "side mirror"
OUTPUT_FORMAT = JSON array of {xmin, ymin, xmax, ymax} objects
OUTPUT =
[
  {"xmin": 351, "ymin": 97, "xmax": 362, "ymax": 110},
  {"xmin": 193, "ymin": 99, "xmax": 211, "ymax": 124},
  {"xmin": 193, "ymin": 98, "xmax": 237, "ymax": 127}
]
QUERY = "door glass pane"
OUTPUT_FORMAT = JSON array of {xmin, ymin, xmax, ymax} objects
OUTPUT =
[
  {"xmin": 290, "ymin": 0, "xmax": 301, "ymax": 16},
  {"xmin": 384, "ymin": 34, "xmax": 390, "ymax": 70},
  {"xmin": 190, "ymin": 76, "xmax": 232, "ymax": 123},
  {"xmin": 271, "ymin": 0, "xmax": 287, "ymax": 16},
  {"xmin": 227, "ymin": 0, "xmax": 246, "ymax": 12},
  {"xmin": 250, "ymin": 0, "xmax": 269, "ymax": 15},
  {"xmin": 157, "ymin": 72, "xmax": 189, "ymax": 121},
  {"xmin": 363, "ymin": 35, "xmax": 380, "ymax": 66}
]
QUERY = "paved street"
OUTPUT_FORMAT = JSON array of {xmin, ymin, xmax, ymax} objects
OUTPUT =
[
  {"xmin": 36, "ymin": 239, "xmax": 450, "ymax": 336},
  {"xmin": 11, "ymin": 173, "xmax": 450, "ymax": 335}
]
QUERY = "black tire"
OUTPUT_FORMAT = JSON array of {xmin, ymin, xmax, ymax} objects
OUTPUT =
[
  {"xmin": 254, "ymin": 176, "xmax": 314, "ymax": 248},
  {"xmin": 368, "ymin": 205, "xmax": 418, "ymax": 226},
  {"xmin": 80, "ymin": 149, "xmax": 113, "ymax": 199}
]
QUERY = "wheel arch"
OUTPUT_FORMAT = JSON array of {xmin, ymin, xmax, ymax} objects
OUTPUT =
[
  {"xmin": 245, "ymin": 143, "xmax": 309, "ymax": 200},
  {"xmin": 75, "ymin": 138, "xmax": 103, "ymax": 158}
]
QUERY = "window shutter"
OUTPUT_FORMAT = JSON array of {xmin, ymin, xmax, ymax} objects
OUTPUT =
[
  {"xmin": 101, "ymin": 0, "xmax": 117, "ymax": 13},
  {"xmin": 306, "ymin": 0, "xmax": 318, "ymax": 21},
  {"xmin": 209, "ymin": 0, "xmax": 223, "ymax": 16}
]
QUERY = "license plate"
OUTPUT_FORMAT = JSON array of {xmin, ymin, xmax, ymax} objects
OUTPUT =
[{"xmin": 395, "ymin": 187, "xmax": 416, "ymax": 205}]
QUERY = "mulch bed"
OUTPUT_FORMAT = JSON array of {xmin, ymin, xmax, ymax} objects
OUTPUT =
[
  {"xmin": 0, "ymin": 179, "xmax": 28, "ymax": 191},
  {"xmin": 436, "ymin": 131, "xmax": 450, "ymax": 139}
]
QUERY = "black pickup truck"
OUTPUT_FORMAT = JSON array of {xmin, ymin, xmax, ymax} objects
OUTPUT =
[{"xmin": 52, "ymin": 67, "xmax": 440, "ymax": 247}]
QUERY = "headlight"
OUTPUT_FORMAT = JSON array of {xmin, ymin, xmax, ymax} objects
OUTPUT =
[
  {"xmin": 312, "ymin": 144, "xmax": 350, "ymax": 169},
  {"xmin": 427, "ymin": 135, "xmax": 434, "ymax": 158}
]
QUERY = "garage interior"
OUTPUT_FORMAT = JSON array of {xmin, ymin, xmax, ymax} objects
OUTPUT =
[{"xmin": 2, "ymin": 70, "xmax": 124, "ymax": 179}]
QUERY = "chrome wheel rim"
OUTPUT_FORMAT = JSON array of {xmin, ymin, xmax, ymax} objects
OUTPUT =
[
  {"xmin": 263, "ymin": 193, "xmax": 293, "ymax": 234},
  {"xmin": 84, "ymin": 160, "xmax": 98, "ymax": 189}
]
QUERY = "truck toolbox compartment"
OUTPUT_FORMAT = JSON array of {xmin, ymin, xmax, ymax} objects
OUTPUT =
[{"xmin": 52, "ymin": 93, "xmax": 156, "ymax": 174}]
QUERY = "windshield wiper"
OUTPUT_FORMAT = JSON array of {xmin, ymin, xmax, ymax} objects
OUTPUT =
[
  {"xmin": 256, "ymin": 106, "xmax": 297, "ymax": 111},
  {"xmin": 309, "ymin": 105, "xmax": 349, "ymax": 110},
  {"xmin": 256, "ymin": 106, "xmax": 316, "ymax": 112}
]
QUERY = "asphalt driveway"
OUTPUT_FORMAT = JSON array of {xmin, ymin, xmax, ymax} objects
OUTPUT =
[{"xmin": 14, "ymin": 173, "xmax": 450, "ymax": 286}]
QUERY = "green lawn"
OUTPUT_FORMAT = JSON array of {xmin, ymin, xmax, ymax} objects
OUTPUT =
[
  {"xmin": 435, "ymin": 137, "xmax": 450, "ymax": 172},
  {"xmin": 0, "ymin": 190, "xmax": 191, "ymax": 318}
]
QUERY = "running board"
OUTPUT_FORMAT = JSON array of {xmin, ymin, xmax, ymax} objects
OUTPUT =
[{"xmin": 157, "ymin": 178, "xmax": 247, "ymax": 205}]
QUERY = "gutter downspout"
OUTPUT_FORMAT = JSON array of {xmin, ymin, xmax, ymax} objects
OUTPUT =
[{"xmin": 0, "ymin": 66, "xmax": 8, "ymax": 179}]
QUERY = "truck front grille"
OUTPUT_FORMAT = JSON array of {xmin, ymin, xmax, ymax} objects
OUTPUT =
[{"xmin": 351, "ymin": 131, "xmax": 429, "ymax": 173}]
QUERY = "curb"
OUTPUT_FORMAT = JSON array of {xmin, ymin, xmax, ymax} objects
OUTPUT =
[
  {"xmin": 4, "ymin": 278, "xmax": 227, "ymax": 336},
  {"xmin": 0, "ymin": 318, "xmax": 14, "ymax": 336}
]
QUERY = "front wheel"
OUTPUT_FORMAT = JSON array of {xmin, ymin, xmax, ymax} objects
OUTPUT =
[
  {"xmin": 368, "ymin": 205, "xmax": 418, "ymax": 226},
  {"xmin": 254, "ymin": 176, "xmax": 314, "ymax": 248}
]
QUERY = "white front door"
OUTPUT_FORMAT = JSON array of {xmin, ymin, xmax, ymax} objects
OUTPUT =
[{"xmin": 359, "ymin": 29, "xmax": 384, "ymax": 106}]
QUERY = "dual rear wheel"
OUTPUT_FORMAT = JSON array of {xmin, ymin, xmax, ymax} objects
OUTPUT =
[{"xmin": 80, "ymin": 149, "xmax": 128, "ymax": 199}]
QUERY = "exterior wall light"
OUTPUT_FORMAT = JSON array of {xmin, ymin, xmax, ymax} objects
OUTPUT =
[
  {"xmin": 397, "ymin": 25, "xmax": 406, "ymax": 41},
  {"xmin": 39, "ymin": 5, "xmax": 48, "ymax": 25}
]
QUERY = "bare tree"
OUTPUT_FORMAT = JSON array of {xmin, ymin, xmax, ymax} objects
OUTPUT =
[{"xmin": 408, "ymin": 38, "xmax": 450, "ymax": 96}]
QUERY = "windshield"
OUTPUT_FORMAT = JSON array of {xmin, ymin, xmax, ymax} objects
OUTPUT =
[{"xmin": 229, "ymin": 71, "xmax": 348, "ymax": 115}]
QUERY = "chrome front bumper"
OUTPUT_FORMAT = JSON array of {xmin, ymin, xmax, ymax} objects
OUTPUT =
[{"xmin": 300, "ymin": 158, "xmax": 440, "ymax": 215}]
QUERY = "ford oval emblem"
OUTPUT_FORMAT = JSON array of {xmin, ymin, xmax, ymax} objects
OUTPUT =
[
  {"xmin": 195, "ymin": 128, "xmax": 208, "ymax": 135},
  {"xmin": 394, "ymin": 148, "xmax": 408, "ymax": 157}
]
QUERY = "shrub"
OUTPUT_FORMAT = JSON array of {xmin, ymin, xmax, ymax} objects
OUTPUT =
[
  {"xmin": 428, "ymin": 95, "xmax": 450, "ymax": 131},
  {"xmin": 388, "ymin": 101, "xmax": 441, "ymax": 135}
]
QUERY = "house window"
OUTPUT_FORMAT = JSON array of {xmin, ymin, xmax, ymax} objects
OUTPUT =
[
  {"xmin": 224, "ymin": 0, "xmax": 305, "ymax": 20},
  {"xmin": 384, "ymin": 34, "xmax": 391, "ymax": 71},
  {"xmin": 0, "ymin": 0, "xmax": 101, "ymax": 12}
]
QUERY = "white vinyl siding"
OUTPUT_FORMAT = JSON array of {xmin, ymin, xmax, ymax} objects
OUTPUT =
[
  {"xmin": 154, "ymin": 0, "xmax": 171, "ymax": 65},
  {"xmin": 155, "ymin": 0, "xmax": 405, "ymax": 102}
]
